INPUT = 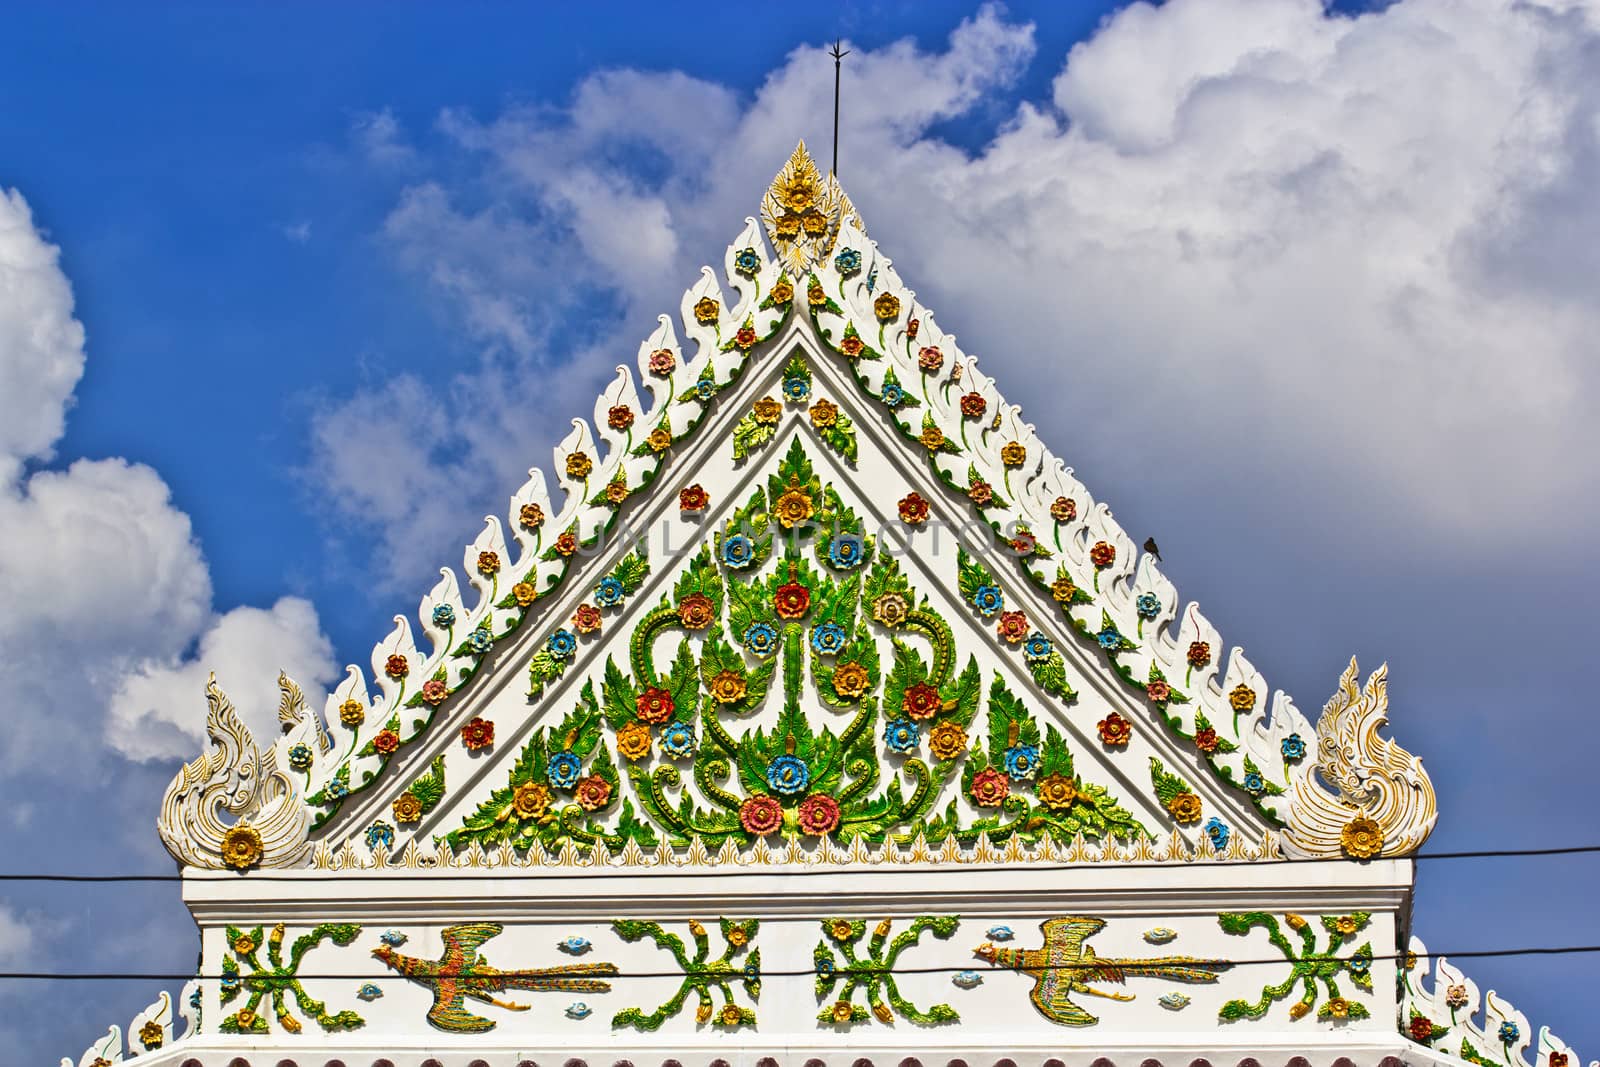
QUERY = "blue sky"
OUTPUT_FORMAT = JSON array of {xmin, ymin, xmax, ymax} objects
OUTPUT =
[{"xmin": 4, "ymin": 1, "xmax": 1600, "ymax": 1062}]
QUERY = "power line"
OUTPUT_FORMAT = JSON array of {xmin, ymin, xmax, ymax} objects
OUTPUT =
[
  {"xmin": 3, "ymin": 841, "xmax": 1599, "ymax": 883},
  {"xmin": 1, "ymin": 944, "xmax": 1598, "ymax": 983}
]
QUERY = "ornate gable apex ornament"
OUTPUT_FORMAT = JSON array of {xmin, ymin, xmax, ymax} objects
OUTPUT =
[{"xmin": 158, "ymin": 141, "xmax": 1435, "ymax": 871}]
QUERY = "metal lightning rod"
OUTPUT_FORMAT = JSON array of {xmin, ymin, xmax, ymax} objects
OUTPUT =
[{"xmin": 828, "ymin": 39, "xmax": 849, "ymax": 177}]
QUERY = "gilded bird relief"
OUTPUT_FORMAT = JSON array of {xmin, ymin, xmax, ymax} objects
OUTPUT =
[
  {"xmin": 373, "ymin": 923, "xmax": 618, "ymax": 1034},
  {"xmin": 975, "ymin": 917, "xmax": 1232, "ymax": 1027}
]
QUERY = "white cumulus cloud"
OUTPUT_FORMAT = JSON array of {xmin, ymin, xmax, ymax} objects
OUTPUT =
[{"xmin": 0, "ymin": 187, "xmax": 338, "ymax": 768}]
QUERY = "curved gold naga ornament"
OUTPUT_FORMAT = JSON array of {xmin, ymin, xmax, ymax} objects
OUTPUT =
[
  {"xmin": 157, "ymin": 673, "xmax": 313, "ymax": 870},
  {"xmin": 1283, "ymin": 658, "xmax": 1437, "ymax": 859}
]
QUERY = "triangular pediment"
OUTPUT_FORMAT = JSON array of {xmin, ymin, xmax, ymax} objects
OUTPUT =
[{"xmin": 159, "ymin": 142, "xmax": 1435, "ymax": 877}]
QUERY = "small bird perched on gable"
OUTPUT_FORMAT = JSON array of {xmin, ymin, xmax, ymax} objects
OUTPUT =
[{"xmin": 1143, "ymin": 537, "xmax": 1161, "ymax": 562}]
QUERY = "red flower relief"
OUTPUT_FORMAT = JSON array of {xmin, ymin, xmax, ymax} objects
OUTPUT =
[
  {"xmin": 774, "ymin": 581, "xmax": 811, "ymax": 620},
  {"xmin": 607, "ymin": 405, "xmax": 635, "ymax": 431},
  {"xmin": 420, "ymin": 679, "xmax": 448, "ymax": 706},
  {"xmin": 902, "ymin": 683, "xmax": 941, "ymax": 721},
  {"xmin": 554, "ymin": 531, "xmax": 578, "ymax": 557},
  {"xmin": 1408, "ymin": 1016, "xmax": 1436, "ymax": 1043},
  {"xmin": 839, "ymin": 334, "xmax": 865, "ymax": 358},
  {"xmin": 679, "ymin": 484, "xmax": 710, "ymax": 512},
  {"xmin": 1089, "ymin": 541, "xmax": 1116, "ymax": 567},
  {"xmin": 1146, "ymin": 679, "xmax": 1171, "ymax": 703},
  {"xmin": 372, "ymin": 729, "xmax": 400, "ymax": 755},
  {"xmin": 918, "ymin": 346, "xmax": 943, "ymax": 372},
  {"xmin": 734, "ymin": 325, "xmax": 758, "ymax": 350},
  {"xmin": 575, "ymin": 774, "xmax": 613, "ymax": 812},
  {"xmin": 636, "ymin": 687, "xmax": 675, "ymax": 724},
  {"xmin": 906, "ymin": 317, "xmax": 920, "ymax": 340},
  {"xmin": 959, "ymin": 392, "xmax": 987, "ymax": 418},
  {"xmin": 1194, "ymin": 728, "xmax": 1220, "ymax": 754},
  {"xmin": 996, "ymin": 611, "xmax": 1028, "ymax": 643},
  {"xmin": 1010, "ymin": 532, "xmax": 1038, "ymax": 556},
  {"xmin": 739, "ymin": 795, "xmax": 784, "ymax": 836},
  {"xmin": 648, "ymin": 349, "xmax": 676, "ymax": 376},
  {"xmin": 798, "ymin": 793, "xmax": 841, "ymax": 836},
  {"xmin": 1187, "ymin": 641, "xmax": 1212, "ymax": 668},
  {"xmin": 1097, "ymin": 712, "xmax": 1132, "ymax": 746},
  {"xmin": 461, "ymin": 717, "xmax": 494, "ymax": 750},
  {"xmin": 572, "ymin": 604, "xmax": 602, "ymax": 634},
  {"xmin": 897, "ymin": 492, "xmax": 931, "ymax": 525},
  {"xmin": 677, "ymin": 593, "xmax": 715, "ymax": 629},
  {"xmin": 384, "ymin": 654, "xmax": 409, "ymax": 679},
  {"xmin": 1050, "ymin": 496, "xmax": 1076, "ymax": 522},
  {"xmin": 970, "ymin": 767, "xmax": 1010, "ymax": 807},
  {"xmin": 968, "ymin": 481, "xmax": 994, "ymax": 506}
]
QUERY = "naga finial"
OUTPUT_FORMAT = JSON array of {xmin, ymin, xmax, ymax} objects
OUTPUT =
[
  {"xmin": 156, "ymin": 673, "xmax": 313, "ymax": 870},
  {"xmin": 1283, "ymin": 658, "xmax": 1437, "ymax": 859}
]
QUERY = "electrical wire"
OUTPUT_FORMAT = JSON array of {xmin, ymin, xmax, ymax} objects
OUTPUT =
[{"xmin": 0, "ymin": 944, "xmax": 1597, "ymax": 982}]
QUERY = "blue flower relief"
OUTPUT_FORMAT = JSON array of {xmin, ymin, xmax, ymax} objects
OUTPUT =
[
  {"xmin": 972, "ymin": 585, "xmax": 1004, "ymax": 616},
  {"xmin": 1022, "ymin": 633, "xmax": 1053, "ymax": 662},
  {"xmin": 557, "ymin": 936, "xmax": 592, "ymax": 956},
  {"xmin": 1136, "ymin": 592, "xmax": 1162, "ymax": 619},
  {"xmin": 659, "ymin": 722, "xmax": 697, "ymax": 758},
  {"xmin": 695, "ymin": 378, "xmax": 716, "ymax": 401},
  {"xmin": 816, "ymin": 956, "xmax": 835, "ymax": 979},
  {"xmin": 220, "ymin": 973, "xmax": 240, "ymax": 994},
  {"xmin": 1499, "ymin": 1022, "xmax": 1521, "ymax": 1045},
  {"xmin": 810, "ymin": 623, "xmax": 847, "ymax": 656},
  {"xmin": 1203, "ymin": 817, "xmax": 1230, "ymax": 850},
  {"xmin": 365, "ymin": 821, "xmax": 395, "ymax": 851},
  {"xmin": 431, "ymin": 604, "xmax": 456, "ymax": 629},
  {"xmin": 1348, "ymin": 954, "xmax": 1370, "ymax": 975},
  {"xmin": 1096, "ymin": 626, "xmax": 1123, "ymax": 650},
  {"xmin": 1281, "ymin": 734, "xmax": 1307, "ymax": 761},
  {"xmin": 1242, "ymin": 771, "xmax": 1265, "ymax": 795},
  {"xmin": 566, "ymin": 1002, "xmax": 593, "ymax": 1020},
  {"xmin": 743, "ymin": 956, "xmax": 760, "ymax": 983},
  {"xmin": 783, "ymin": 376, "xmax": 812, "ymax": 403},
  {"xmin": 734, "ymin": 247, "xmax": 762, "ymax": 276},
  {"xmin": 742, "ymin": 623, "xmax": 779, "ymax": 657},
  {"xmin": 880, "ymin": 381, "xmax": 905, "ymax": 408},
  {"xmin": 766, "ymin": 755, "xmax": 811, "ymax": 795},
  {"xmin": 827, "ymin": 535, "xmax": 865, "ymax": 569},
  {"xmin": 952, "ymin": 971, "xmax": 983, "ymax": 989},
  {"xmin": 379, "ymin": 930, "xmax": 408, "ymax": 947},
  {"xmin": 883, "ymin": 718, "xmax": 920, "ymax": 753},
  {"xmin": 721, "ymin": 534, "xmax": 757, "ymax": 570},
  {"xmin": 594, "ymin": 576, "xmax": 625, "ymax": 606},
  {"xmin": 325, "ymin": 778, "xmax": 349, "ymax": 800},
  {"xmin": 986, "ymin": 926, "xmax": 1014, "ymax": 942},
  {"xmin": 357, "ymin": 983, "xmax": 383, "ymax": 1002},
  {"xmin": 287, "ymin": 744, "xmax": 313, "ymax": 772},
  {"xmin": 548, "ymin": 629, "xmax": 578, "ymax": 659},
  {"xmin": 468, "ymin": 627, "xmax": 494, "ymax": 654},
  {"xmin": 547, "ymin": 751, "xmax": 583, "ymax": 789},
  {"xmin": 1003, "ymin": 744, "xmax": 1040, "ymax": 781},
  {"xmin": 835, "ymin": 248, "xmax": 862, "ymax": 274}
]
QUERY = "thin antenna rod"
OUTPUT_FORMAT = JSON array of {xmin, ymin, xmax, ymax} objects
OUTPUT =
[{"xmin": 828, "ymin": 39, "xmax": 850, "ymax": 177}]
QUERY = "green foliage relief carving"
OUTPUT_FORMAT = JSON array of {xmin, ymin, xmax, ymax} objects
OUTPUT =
[{"xmin": 450, "ymin": 440, "xmax": 1146, "ymax": 854}]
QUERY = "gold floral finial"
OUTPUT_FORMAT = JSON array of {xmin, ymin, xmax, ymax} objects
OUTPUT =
[{"xmin": 761, "ymin": 141, "xmax": 861, "ymax": 275}]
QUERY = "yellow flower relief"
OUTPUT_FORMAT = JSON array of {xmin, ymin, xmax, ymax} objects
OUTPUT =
[
  {"xmin": 831, "ymin": 1000, "xmax": 853, "ymax": 1023},
  {"xmin": 220, "ymin": 824, "xmax": 264, "ymax": 870},
  {"xmin": 809, "ymin": 400, "xmax": 839, "ymax": 428},
  {"xmin": 771, "ymin": 279, "xmax": 794, "ymax": 304},
  {"xmin": 710, "ymin": 670, "xmax": 748, "ymax": 705},
  {"xmin": 647, "ymin": 427, "xmax": 672, "ymax": 453},
  {"xmin": 1000, "ymin": 441, "xmax": 1027, "ymax": 467},
  {"xmin": 693, "ymin": 297, "xmax": 720, "ymax": 324},
  {"xmin": 919, "ymin": 425, "xmax": 945, "ymax": 451},
  {"xmin": 774, "ymin": 488, "xmax": 814, "ymax": 528},
  {"xmin": 339, "ymin": 699, "xmax": 365, "ymax": 728},
  {"xmin": 720, "ymin": 1003, "xmax": 742, "ymax": 1026},
  {"xmin": 753, "ymin": 396, "xmax": 782, "ymax": 425},
  {"xmin": 1341, "ymin": 816, "xmax": 1385, "ymax": 859},
  {"xmin": 565, "ymin": 452, "xmax": 593, "ymax": 479},
  {"xmin": 873, "ymin": 292, "xmax": 901, "ymax": 321}
]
